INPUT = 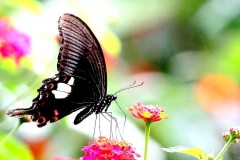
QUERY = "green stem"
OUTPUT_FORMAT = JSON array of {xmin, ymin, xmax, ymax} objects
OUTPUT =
[
  {"xmin": 0, "ymin": 120, "xmax": 22, "ymax": 145},
  {"xmin": 215, "ymin": 136, "xmax": 235, "ymax": 160},
  {"xmin": 144, "ymin": 122, "xmax": 152, "ymax": 160}
]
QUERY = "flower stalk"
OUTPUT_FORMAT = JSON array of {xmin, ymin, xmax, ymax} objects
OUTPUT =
[
  {"xmin": 144, "ymin": 121, "xmax": 151, "ymax": 160},
  {"xmin": 0, "ymin": 122, "xmax": 20, "ymax": 145},
  {"xmin": 215, "ymin": 136, "xmax": 235, "ymax": 160},
  {"xmin": 215, "ymin": 126, "xmax": 240, "ymax": 160},
  {"xmin": 0, "ymin": 117, "xmax": 28, "ymax": 145},
  {"xmin": 128, "ymin": 102, "xmax": 168, "ymax": 160}
]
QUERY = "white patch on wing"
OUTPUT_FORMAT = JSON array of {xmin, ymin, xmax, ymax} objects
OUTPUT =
[
  {"xmin": 57, "ymin": 83, "xmax": 72, "ymax": 93},
  {"xmin": 68, "ymin": 77, "xmax": 75, "ymax": 85},
  {"xmin": 52, "ymin": 90, "xmax": 69, "ymax": 99}
]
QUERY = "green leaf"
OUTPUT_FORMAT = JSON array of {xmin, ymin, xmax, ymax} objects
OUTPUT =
[
  {"xmin": 162, "ymin": 146, "xmax": 207, "ymax": 160},
  {"xmin": 0, "ymin": 132, "xmax": 34, "ymax": 160}
]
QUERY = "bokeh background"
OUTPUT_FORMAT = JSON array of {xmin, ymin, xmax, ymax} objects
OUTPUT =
[{"xmin": 1, "ymin": 0, "xmax": 240, "ymax": 160}]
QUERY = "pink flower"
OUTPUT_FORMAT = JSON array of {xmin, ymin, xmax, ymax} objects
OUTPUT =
[
  {"xmin": 0, "ymin": 18, "xmax": 31, "ymax": 64},
  {"xmin": 80, "ymin": 136, "xmax": 140, "ymax": 160},
  {"xmin": 128, "ymin": 102, "xmax": 168, "ymax": 123}
]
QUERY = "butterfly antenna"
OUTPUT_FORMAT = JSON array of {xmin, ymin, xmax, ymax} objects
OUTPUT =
[{"xmin": 114, "ymin": 81, "xmax": 144, "ymax": 95}]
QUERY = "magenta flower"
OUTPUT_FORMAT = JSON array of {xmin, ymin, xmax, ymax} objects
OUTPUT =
[
  {"xmin": 0, "ymin": 18, "xmax": 31, "ymax": 64},
  {"xmin": 80, "ymin": 136, "xmax": 140, "ymax": 160},
  {"xmin": 128, "ymin": 102, "xmax": 168, "ymax": 123}
]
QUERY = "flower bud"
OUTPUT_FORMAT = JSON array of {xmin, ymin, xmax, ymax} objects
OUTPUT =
[
  {"xmin": 207, "ymin": 153, "xmax": 214, "ymax": 160},
  {"xmin": 222, "ymin": 132, "xmax": 231, "ymax": 142}
]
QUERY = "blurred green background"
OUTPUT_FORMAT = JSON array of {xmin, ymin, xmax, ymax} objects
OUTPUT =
[{"xmin": 1, "ymin": 0, "xmax": 240, "ymax": 159}]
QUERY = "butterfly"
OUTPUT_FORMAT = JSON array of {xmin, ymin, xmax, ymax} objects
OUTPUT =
[{"xmin": 7, "ymin": 13, "xmax": 118, "ymax": 127}]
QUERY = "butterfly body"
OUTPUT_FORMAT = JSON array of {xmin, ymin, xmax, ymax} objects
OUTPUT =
[{"xmin": 7, "ymin": 13, "xmax": 115, "ymax": 127}]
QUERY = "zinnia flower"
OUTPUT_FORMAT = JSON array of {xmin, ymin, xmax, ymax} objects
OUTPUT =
[
  {"xmin": 80, "ymin": 136, "xmax": 140, "ymax": 160},
  {"xmin": 128, "ymin": 102, "xmax": 168, "ymax": 123},
  {"xmin": 0, "ymin": 18, "xmax": 31, "ymax": 64}
]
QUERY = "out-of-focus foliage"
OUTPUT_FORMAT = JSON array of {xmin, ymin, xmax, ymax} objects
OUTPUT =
[
  {"xmin": 0, "ymin": 0, "xmax": 40, "ymax": 15},
  {"xmin": 0, "ymin": 132, "xmax": 34, "ymax": 160},
  {"xmin": 1, "ymin": 0, "xmax": 240, "ymax": 160}
]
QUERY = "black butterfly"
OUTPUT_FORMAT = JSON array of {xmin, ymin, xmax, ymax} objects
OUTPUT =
[{"xmin": 7, "ymin": 13, "xmax": 118, "ymax": 127}]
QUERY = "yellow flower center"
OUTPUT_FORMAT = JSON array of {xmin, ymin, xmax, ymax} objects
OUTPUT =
[
  {"xmin": 142, "ymin": 111, "xmax": 152, "ymax": 118},
  {"xmin": 160, "ymin": 112, "xmax": 169, "ymax": 119}
]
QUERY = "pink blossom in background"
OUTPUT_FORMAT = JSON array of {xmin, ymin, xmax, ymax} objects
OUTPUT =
[{"xmin": 0, "ymin": 18, "xmax": 31, "ymax": 64}]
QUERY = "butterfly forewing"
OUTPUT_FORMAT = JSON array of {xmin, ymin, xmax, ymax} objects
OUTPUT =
[{"xmin": 58, "ymin": 14, "xmax": 107, "ymax": 99}]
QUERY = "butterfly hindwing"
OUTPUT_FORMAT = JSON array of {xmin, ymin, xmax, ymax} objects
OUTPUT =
[{"xmin": 7, "ymin": 75, "xmax": 93, "ymax": 127}]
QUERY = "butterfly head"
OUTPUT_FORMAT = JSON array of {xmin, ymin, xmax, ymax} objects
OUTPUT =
[{"xmin": 112, "ymin": 94, "xmax": 117, "ymax": 101}]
